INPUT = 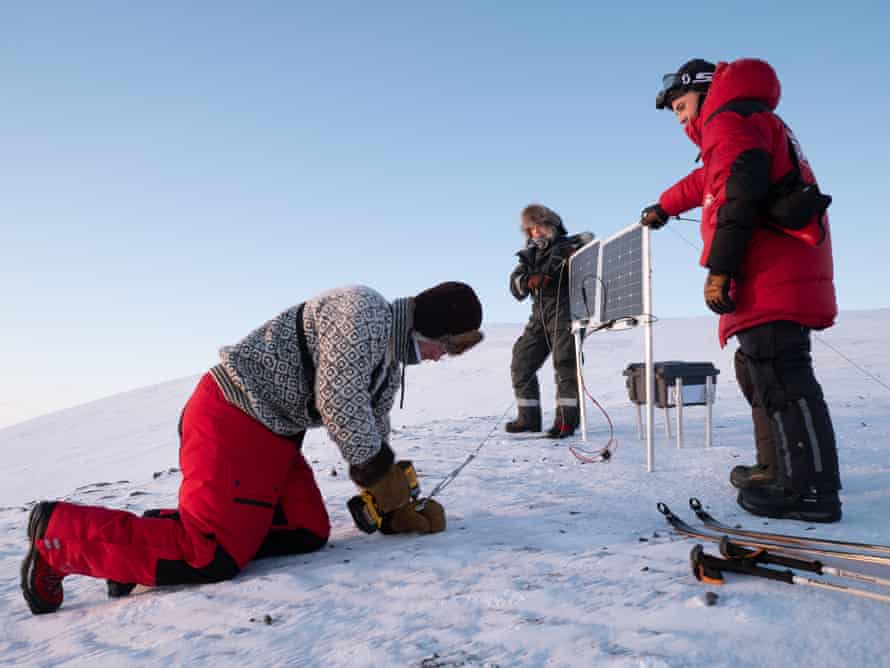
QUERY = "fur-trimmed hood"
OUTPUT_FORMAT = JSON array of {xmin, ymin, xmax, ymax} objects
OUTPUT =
[{"xmin": 520, "ymin": 204, "xmax": 568, "ymax": 240}]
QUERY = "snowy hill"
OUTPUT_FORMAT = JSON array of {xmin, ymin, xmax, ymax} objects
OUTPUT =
[{"xmin": 2, "ymin": 313, "xmax": 890, "ymax": 666}]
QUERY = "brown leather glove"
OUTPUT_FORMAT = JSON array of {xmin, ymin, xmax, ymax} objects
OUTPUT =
[
  {"xmin": 380, "ymin": 498, "xmax": 446, "ymax": 534},
  {"xmin": 526, "ymin": 273, "xmax": 552, "ymax": 291},
  {"xmin": 362, "ymin": 463, "xmax": 412, "ymax": 514},
  {"xmin": 704, "ymin": 272, "xmax": 736, "ymax": 314}
]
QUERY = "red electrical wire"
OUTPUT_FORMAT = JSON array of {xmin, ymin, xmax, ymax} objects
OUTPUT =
[{"xmin": 568, "ymin": 373, "xmax": 619, "ymax": 464}]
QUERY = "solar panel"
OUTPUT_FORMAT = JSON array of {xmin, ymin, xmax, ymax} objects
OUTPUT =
[
  {"xmin": 569, "ymin": 224, "xmax": 645, "ymax": 325},
  {"xmin": 568, "ymin": 239, "xmax": 600, "ymax": 322},
  {"xmin": 568, "ymin": 223, "xmax": 655, "ymax": 470},
  {"xmin": 599, "ymin": 225, "xmax": 644, "ymax": 322}
]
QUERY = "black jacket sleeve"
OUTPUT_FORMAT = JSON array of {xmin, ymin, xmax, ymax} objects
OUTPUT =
[
  {"xmin": 509, "ymin": 264, "xmax": 530, "ymax": 301},
  {"xmin": 707, "ymin": 151, "xmax": 771, "ymax": 275}
]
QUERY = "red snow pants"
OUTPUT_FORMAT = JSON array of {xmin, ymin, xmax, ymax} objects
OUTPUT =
[{"xmin": 36, "ymin": 373, "xmax": 331, "ymax": 586}]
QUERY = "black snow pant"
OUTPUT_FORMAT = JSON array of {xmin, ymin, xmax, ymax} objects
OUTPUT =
[
  {"xmin": 734, "ymin": 349, "xmax": 777, "ymax": 471},
  {"xmin": 734, "ymin": 321, "xmax": 841, "ymax": 494},
  {"xmin": 511, "ymin": 297, "xmax": 578, "ymax": 416}
]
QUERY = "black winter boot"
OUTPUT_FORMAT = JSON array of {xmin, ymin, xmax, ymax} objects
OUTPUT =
[
  {"xmin": 506, "ymin": 405, "xmax": 542, "ymax": 434},
  {"xmin": 546, "ymin": 406, "xmax": 579, "ymax": 439},
  {"xmin": 732, "ymin": 352, "xmax": 779, "ymax": 490},
  {"xmin": 737, "ymin": 484, "xmax": 842, "ymax": 523},
  {"xmin": 730, "ymin": 464, "xmax": 776, "ymax": 489}
]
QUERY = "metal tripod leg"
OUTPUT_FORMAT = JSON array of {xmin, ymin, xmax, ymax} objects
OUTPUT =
[
  {"xmin": 676, "ymin": 378, "xmax": 684, "ymax": 449},
  {"xmin": 574, "ymin": 328, "xmax": 586, "ymax": 441},
  {"xmin": 705, "ymin": 376, "xmax": 713, "ymax": 448}
]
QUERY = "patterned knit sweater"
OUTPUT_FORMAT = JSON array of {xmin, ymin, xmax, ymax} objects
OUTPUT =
[{"xmin": 214, "ymin": 286, "xmax": 414, "ymax": 469}]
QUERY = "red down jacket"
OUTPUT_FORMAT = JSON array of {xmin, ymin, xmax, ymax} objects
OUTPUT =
[{"xmin": 658, "ymin": 58, "xmax": 837, "ymax": 346}]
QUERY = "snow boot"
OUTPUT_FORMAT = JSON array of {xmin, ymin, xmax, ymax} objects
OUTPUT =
[
  {"xmin": 546, "ymin": 406, "xmax": 579, "ymax": 439},
  {"xmin": 730, "ymin": 464, "xmax": 776, "ymax": 489},
  {"xmin": 737, "ymin": 484, "xmax": 842, "ymax": 523},
  {"xmin": 21, "ymin": 501, "xmax": 67, "ymax": 615},
  {"xmin": 505, "ymin": 405, "xmax": 542, "ymax": 434},
  {"xmin": 730, "ymin": 401, "xmax": 778, "ymax": 488}
]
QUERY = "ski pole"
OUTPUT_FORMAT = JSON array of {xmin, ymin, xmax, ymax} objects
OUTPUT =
[
  {"xmin": 689, "ymin": 545, "xmax": 890, "ymax": 604},
  {"xmin": 689, "ymin": 497, "xmax": 890, "ymax": 556},
  {"xmin": 658, "ymin": 501, "xmax": 890, "ymax": 567},
  {"xmin": 719, "ymin": 537, "xmax": 890, "ymax": 590},
  {"xmin": 690, "ymin": 544, "xmax": 795, "ymax": 585}
]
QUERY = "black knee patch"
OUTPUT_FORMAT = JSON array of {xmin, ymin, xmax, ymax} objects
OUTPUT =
[
  {"xmin": 253, "ymin": 529, "xmax": 329, "ymax": 560},
  {"xmin": 155, "ymin": 544, "xmax": 240, "ymax": 586}
]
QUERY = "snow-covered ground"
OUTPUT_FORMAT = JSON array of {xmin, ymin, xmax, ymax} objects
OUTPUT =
[{"xmin": 2, "ymin": 312, "xmax": 889, "ymax": 667}]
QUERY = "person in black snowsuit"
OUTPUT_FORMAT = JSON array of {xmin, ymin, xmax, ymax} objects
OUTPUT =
[{"xmin": 506, "ymin": 204, "xmax": 593, "ymax": 438}]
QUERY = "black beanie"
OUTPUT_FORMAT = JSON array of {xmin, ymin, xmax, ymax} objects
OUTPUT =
[
  {"xmin": 657, "ymin": 58, "xmax": 716, "ymax": 110},
  {"xmin": 413, "ymin": 282, "xmax": 483, "ymax": 339},
  {"xmin": 677, "ymin": 59, "xmax": 716, "ymax": 94}
]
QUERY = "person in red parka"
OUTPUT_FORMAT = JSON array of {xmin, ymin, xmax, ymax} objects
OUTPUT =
[{"xmin": 640, "ymin": 58, "xmax": 842, "ymax": 522}]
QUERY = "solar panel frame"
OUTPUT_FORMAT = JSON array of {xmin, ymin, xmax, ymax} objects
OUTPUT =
[
  {"xmin": 569, "ymin": 223, "xmax": 645, "ymax": 326},
  {"xmin": 567, "ymin": 238, "xmax": 601, "ymax": 323},
  {"xmin": 599, "ymin": 224, "xmax": 644, "ymax": 323}
]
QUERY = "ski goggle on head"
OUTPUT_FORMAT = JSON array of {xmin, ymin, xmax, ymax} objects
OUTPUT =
[{"xmin": 655, "ymin": 70, "xmax": 713, "ymax": 110}]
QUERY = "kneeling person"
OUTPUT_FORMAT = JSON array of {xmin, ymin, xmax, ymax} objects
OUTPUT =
[{"xmin": 22, "ymin": 282, "xmax": 484, "ymax": 614}]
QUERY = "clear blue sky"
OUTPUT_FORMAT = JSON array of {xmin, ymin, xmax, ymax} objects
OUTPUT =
[{"xmin": 3, "ymin": 2, "xmax": 888, "ymax": 427}]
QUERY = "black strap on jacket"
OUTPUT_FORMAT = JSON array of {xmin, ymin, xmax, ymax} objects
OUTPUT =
[
  {"xmin": 294, "ymin": 303, "xmax": 322, "ymax": 422},
  {"xmin": 706, "ymin": 99, "xmax": 802, "ymax": 171},
  {"xmin": 707, "ymin": 99, "xmax": 830, "ymax": 240}
]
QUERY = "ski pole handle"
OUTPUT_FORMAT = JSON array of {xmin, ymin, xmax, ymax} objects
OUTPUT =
[
  {"xmin": 719, "ymin": 536, "xmax": 824, "ymax": 575},
  {"xmin": 691, "ymin": 545, "xmax": 795, "ymax": 584},
  {"xmin": 688, "ymin": 497, "xmax": 715, "ymax": 523}
]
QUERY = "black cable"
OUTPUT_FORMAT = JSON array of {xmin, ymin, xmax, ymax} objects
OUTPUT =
[
  {"xmin": 813, "ymin": 335, "xmax": 890, "ymax": 394},
  {"xmin": 666, "ymin": 224, "xmax": 702, "ymax": 252},
  {"xmin": 581, "ymin": 276, "xmax": 597, "ymax": 321}
]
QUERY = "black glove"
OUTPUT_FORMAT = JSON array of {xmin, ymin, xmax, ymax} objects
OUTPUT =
[
  {"xmin": 640, "ymin": 204, "xmax": 669, "ymax": 229},
  {"xmin": 704, "ymin": 272, "xmax": 736, "ymax": 314}
]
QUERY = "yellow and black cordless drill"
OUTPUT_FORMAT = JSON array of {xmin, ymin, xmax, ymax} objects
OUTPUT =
[{"xmin": 348, "ymin": 460, "xmax": 419, "ymax": 533}]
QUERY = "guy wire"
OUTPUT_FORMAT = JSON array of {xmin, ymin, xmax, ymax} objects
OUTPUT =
[{"xmin": 664, "ymin": 217, "xmax": 890, "ymax": 395}]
